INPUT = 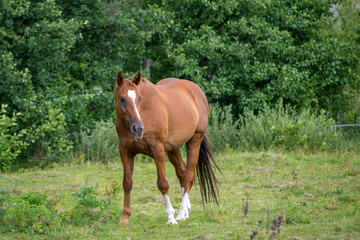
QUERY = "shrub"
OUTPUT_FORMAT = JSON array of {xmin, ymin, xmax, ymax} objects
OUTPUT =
[
  {"xmin": 32, "ymin": 105, "xmax": 74, "ymax": 162},
  {"xmin": 22, "ymin": 192, "xmax": 50, "ymax": 207},
  {"xmin": 207, "ymin": 104, "xmax": 241, "ymax": 151},
  {"xmin": 238, "ymin": 102, "xmax": 342, "ymax": 151},
  {"xmin": 0, "ymin": 105, "xmax": 28, "ymax": 171},
  {"xmin": 0, "ymin": 189, "xmax": 9, "ymax": 219},
  {"xmin": 69, "ymin": 187, "xmax": 111, "ymax": 224},
  {"xmin": 77, "ymin": 121, "xmax": 118, "ymax": 163},
  {"xmin": 2, "ymin": 192, "xmax": 60, "ymax": 234},
  {"xmin": 77, "ymin": 103, "xmax": 350, "ymax": 157},
  {"xmin": 3, "ymin": 201, "xmax": 59, "ymax": 234}
]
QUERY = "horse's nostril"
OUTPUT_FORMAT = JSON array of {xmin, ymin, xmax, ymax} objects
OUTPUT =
[{"xmin": 132, "ymin": 125, "xmax": 137, "ymax": 133}]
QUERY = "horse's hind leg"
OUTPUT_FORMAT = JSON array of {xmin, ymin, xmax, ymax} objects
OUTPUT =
[
  {"xmin": 167, "ymin": 149, "xmax": 186, "ymax": 194},
  {"xmin": 176, "ymin": 132, "xmax": 204, "ymax": 221},
  {"xmin": 153, "ymin": 144, "xmax": 178, "ymax": 224}
]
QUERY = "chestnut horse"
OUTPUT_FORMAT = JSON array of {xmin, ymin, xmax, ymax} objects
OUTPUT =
[{"xmin": 114, "ymin": 71, "xmax": 220, "ymax": 224}]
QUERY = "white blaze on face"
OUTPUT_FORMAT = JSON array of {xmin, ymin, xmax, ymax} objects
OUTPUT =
[{"xmin": 127, "ymin": 90, "xmax": 142, "ymax": 121}]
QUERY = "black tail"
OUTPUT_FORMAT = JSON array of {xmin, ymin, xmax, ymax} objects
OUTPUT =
[{"xmin": 196, "ymin": 135, "xmax": 222, "ymax": 204}]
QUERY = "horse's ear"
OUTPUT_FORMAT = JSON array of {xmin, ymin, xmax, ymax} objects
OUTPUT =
[
  {"xmin": 132, "ymin": 72, "xmax": 142, "ymax": 86},
  {"xmin": 116, "ymin": 71, "xmax": 124, "ymax": 86}
]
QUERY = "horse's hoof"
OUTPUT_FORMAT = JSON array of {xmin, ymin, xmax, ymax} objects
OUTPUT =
[
  {"xmin": 176, "ymin": 208, "xmax": 188, "ymax": 221},
  {"xmin": 119, "ymin": 219, "xmax": 129, "ymax": 225},
  {"xmin": 176, "ymin": 198, "xmax": 191, "ymax": 221},
  {"xmin": 167, "ymin": 218, "xmax": 178, "ymax": 224},
  {"xmin": 175, "ymin": 216, "xmax": 186, "ymax": 221}
]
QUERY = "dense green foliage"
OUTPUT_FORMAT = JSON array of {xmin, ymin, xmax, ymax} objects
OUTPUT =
[
  {"xmin": 139, "ymin": 0, "xmax": 360, "ymax": 114},
  {"xmin": 0, "ymin": 105, "xmax": 28, "ymax": 170},
  {"xmin": 0, "ymin": 0, "xmax": 359, "ymax": 169},
  {"xmin": 0, "ymin": 0, "xmax": 119, "ymax": 167}
]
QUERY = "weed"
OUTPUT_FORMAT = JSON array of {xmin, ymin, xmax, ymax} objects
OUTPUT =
[
  {"xmin": 77, "ymin": 121, "xmax": 118, "ymax": 163},
  {"xmin": 1, "ymin": 192, "xmax": 60, "ymax": 234},
  {"xmin": 237, "ymin": 101, "xmax": 349, "ymax": 152},
  {"xmin": 249, "ymin": 211, "xmax": 284, "ymax": 239},
  {"xmin": 243, "ymin": 196, "xmax": 249, "ymax": 217},
  {"xmin": 286, "ymin": 214, "xmax": 310, "ymax": 225},
  {"xmin": 206, "ymin": 101, "xmax": 356, "ymax": 153},
  {"xmin": 0, "ymin": 189, "xmax": 9, "ymax": 218},
  {"xmin": 207, "ymin": 104, "xmax": 241, "ymax": 150},
  {"xmin": 270, "ymin": 214, "xmax": 284, "ymax": 239},
  {"xmin": 69, "ymin": 186, "xmax": 111, "ymax": 224}
]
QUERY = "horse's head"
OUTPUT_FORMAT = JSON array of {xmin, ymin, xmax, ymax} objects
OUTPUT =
[{"xmin": 114, "ymin": 71, "xmax": 144, "ymax": 141}]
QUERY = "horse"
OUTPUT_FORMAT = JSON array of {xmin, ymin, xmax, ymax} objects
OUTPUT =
[{"xmin": 114, "ymin": 71, "xmax": 221, "ymax": 224}]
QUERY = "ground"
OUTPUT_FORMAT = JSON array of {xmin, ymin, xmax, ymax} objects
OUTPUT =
[{"xmin": 0, "ymin": 150, "xmax": 359, "ymax": 239}]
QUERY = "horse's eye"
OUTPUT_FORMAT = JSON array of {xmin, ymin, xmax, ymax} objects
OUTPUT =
[{"xmin": 119, "ymin": 97, "xmax": 127, "ymax": 104}]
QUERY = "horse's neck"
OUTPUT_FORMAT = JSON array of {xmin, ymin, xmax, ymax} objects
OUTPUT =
[
  {"xmin": 141, "ymin": 79, "xmax": 158, "ymax": 95},
  {"xmin": 140, "ymin": 79, "xmax": 161, "ymax": 107}
]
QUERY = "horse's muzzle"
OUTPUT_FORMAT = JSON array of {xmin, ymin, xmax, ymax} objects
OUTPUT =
[{"xmin": 131, "ymin": 123, "xmax": 144, "ymax": 141}]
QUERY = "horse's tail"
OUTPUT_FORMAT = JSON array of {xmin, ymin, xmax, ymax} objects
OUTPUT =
[{"xmin": 196, "ymin": 134, "xmax": 222, "ymax": 205}]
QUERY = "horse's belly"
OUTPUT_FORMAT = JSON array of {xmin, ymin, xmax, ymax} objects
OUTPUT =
[
  {"xmin": 163, "ymin": 131, "xmax": 194, "ymax": 151},
  {"xmin": 164, "ymin": 114, "xmax": 198, "ymax": 151}
]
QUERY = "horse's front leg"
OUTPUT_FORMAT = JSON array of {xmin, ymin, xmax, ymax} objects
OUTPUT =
[
  {"xmin": 153, "ymin": 145, "xmax": 178, "ymax": 224},
  {"xmin": 118, "ymin": 147, "xmax": 135, "ymax": 225}
]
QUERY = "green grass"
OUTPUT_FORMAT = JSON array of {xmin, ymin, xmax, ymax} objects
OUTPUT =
[{"xmin": 1, "ymin": 150, "xmax": 360, "ymax": 239}]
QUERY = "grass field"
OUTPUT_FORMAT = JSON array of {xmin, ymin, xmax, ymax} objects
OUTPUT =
[{"xmin": 1, "ymin": 150, "xmax": 360, "ymax": 239}]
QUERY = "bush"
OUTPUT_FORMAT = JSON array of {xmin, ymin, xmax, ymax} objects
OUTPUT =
[
  {"xmin": 69, "ymin": 187, "xmax": 111, "ymax": 224},
  {"xmin": 206, "ymin": 101, "xmax": 348, "ymax": 152},
  {"xmin": 238, "ymin": 102, "xmax": 343, "ymax": 151},
  {"xmin": 32, "ymin": 105, "xmax": 74, "ymax": 162},
  {"xmin": 0, "ymin": 189, "xmax": 9, "ymax": 219},
  {"xmin": 0, "ymin": 105, "xmax": 28, "ymax": 171},
  {"xmin": 1, "ymin": 192, "xmax": 60, "ymax": 234},
  {"xmin": 77, "ymin": 104, "xmax": 352, "ymax": 159},
  {"xmin": 207, "ymin": 104, "xmax": 241, "ymax": 151},
  {"xmin": 77, "ymin": 121, "xmax": 118, "ymax": 163}
]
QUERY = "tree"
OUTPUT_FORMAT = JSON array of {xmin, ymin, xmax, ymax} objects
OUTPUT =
[
  {"xmin": 0, "ymin": 0, "xmax": 136, "ymax": 164},
  {"xmin": 132, "ymin": 0, "xmax": 359, "ymax": 116}
]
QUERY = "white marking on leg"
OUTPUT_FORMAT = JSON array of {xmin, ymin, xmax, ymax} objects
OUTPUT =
[
  {"xmin": 186, "ymin": 193, "xmax": 191, "ymax": 218},
  {"xmin": 181, "ymin": 187, "xmax": 184, "ymax": 196},
  {"xmin": 163, "ymin": 195, "xmax": 178, "ymax": 224},
  {"xmin": 176, "ymin": 192, "xmax": 191, "ymax": 221},
  {"xmin": 127, "ymin": 90, "xmax": 142, "ymax": 121}
]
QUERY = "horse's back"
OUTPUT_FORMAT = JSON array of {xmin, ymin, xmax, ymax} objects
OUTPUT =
[
  {"xmin": 155, "ymin": 78, "xmax": 209, "ymax": 149},
  {"xmin": 156, "ymin": 78, "xmax": 207, "ymax": 105},
  {"xmin": 156, "ymin": 78, "xmax": 208, "ymax": 119}
]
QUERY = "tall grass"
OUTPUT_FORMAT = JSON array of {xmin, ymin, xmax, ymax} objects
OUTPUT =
[
  {"xmin": 207, "ymin": 104, "xmax": 241, "ymax": 151},
  {"xmin": 207, "ymin": 103, "xmax": 354, "ymax": 152},
  {"xmin": 77, "ymin": 121, "xmax": 118, "ymax": 163},
  {"xmin": 238, "ymin": 104, "xmax": 343, "ymax": 151},
  {"xmin": 76, "ymin": 104, "xmax": 355, "ymax": 163},
  {"xmin": 77, "ymin": 121, "xmax": 152, "ymax": 163}
]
